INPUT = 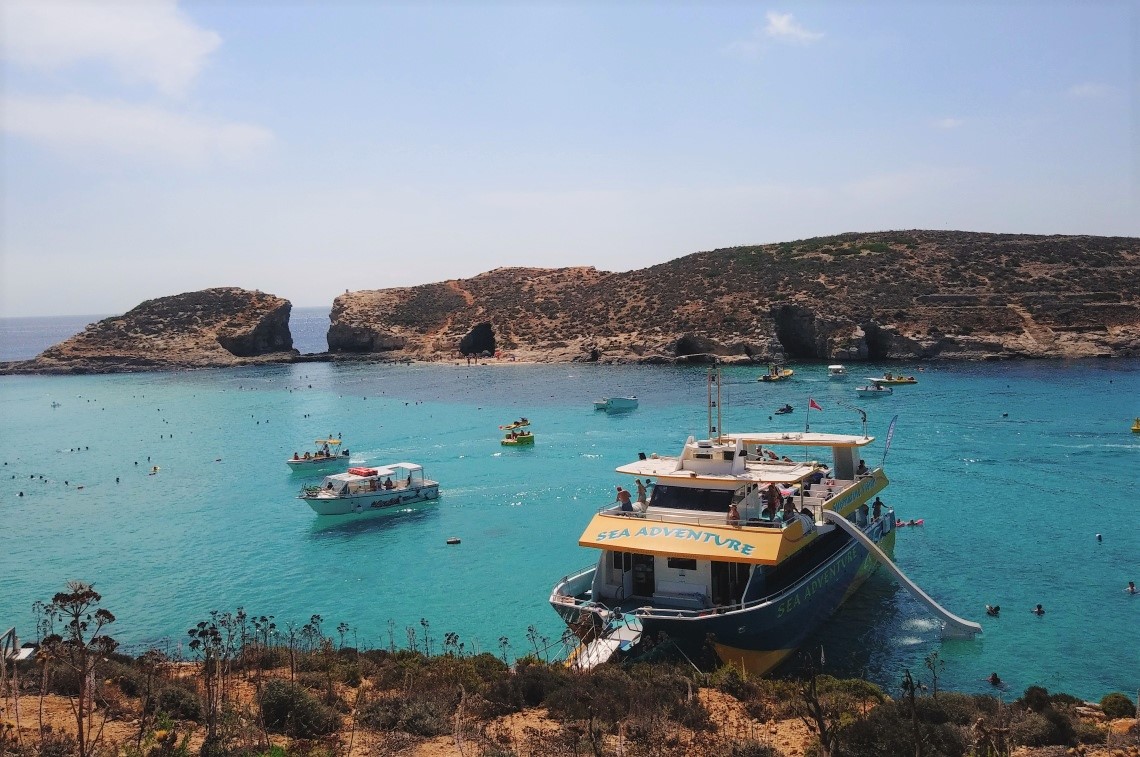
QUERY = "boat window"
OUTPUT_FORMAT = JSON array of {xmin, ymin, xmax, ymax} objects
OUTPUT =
[
  {"xmin": 610, "ymin": 551, "xmax": 633, "ymax": 571},
  {"xmin": 650, "ymin": 485, "xmax": 734, "ymax": 512},
  {"xmin": 667, "ymin": 557, "xmax": 697, "ymax": 571}
]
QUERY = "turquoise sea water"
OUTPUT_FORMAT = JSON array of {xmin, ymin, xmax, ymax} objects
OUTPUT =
[{"xmin": 1, "ymin": 358, "xmax": 1138, "ymax": 700}]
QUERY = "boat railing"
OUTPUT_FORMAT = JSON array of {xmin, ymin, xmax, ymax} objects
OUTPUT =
[
  {"xmin": 596, "ymin": 504, "xmax": 797, "ymax": 531},
  {"xmin": 560, "ymin": 520, "xmax": 884, "ymax": 621}
]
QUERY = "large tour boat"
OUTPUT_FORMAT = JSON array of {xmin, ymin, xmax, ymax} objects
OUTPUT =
[
  {"xmin": 299, "ymin": 463, "xmax": 440, "ymax": 516},
  {"xmin": 550, "ymin": 369, "xmax": 978, "ymax": 673}
]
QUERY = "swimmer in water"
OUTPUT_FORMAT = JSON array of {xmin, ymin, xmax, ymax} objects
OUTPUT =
[
  {"xmin": 988, "ymin": 672, "xmax": 1002, "ymax": 687},
  {"xmin": 1127, "ymin": 581, "xmax": 1137, "ymax": 595},
  {"xmin": 985, "ymin": 605, "xmax": 1000, "ymax": 617},
  {"xmin": 1031, "ymin": 604, "xmax": 1045, "ymax": 616}
]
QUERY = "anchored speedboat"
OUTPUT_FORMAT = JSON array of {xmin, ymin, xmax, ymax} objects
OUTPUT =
[
  {"xmin": 287, "ymin": 438, "xmax": 351, "ymax": 471},
  {"xmin": 500, "ymin": 418, "xmax": 535, "ymax": 446}
]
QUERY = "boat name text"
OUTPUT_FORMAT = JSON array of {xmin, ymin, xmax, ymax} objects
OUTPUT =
[
  {"xmin": 829, "ymin": 476, "xmax": 878, "ymax": 514},
  {"xmin": 594, "ymin": 526, "xmax": 755, "ymax": 556},
  {"xmin": 775, "ymin": 547, "xmax": 861, "ymax": 618}
]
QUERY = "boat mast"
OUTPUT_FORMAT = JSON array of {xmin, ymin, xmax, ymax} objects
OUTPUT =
[{"xmin": 707, "ymin": 366, "xmax": 723, "ymax": 439}]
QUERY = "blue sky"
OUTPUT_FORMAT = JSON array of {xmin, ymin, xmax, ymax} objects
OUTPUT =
[{"xmin": 2, "ymin": 1, "xmax": 1135, "ymax": 317}]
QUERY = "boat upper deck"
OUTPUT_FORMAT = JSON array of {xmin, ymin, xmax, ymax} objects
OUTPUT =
[{"xmin": 616, "ymin": 456, "xmax": 816, "ymax": 485}]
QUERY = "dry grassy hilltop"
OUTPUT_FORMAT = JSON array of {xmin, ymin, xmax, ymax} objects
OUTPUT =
[{"xmin": 328, "ymin": 231, "xmax": 1140, "ymax": 363}]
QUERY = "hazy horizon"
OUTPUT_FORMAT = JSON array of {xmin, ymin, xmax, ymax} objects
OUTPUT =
[{"xmin": 3, "ymin": 1, "xmax": 1137, "ymax": 317}]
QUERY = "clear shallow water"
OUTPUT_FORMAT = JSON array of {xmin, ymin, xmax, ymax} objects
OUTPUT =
[{"xmin": 1, "ymin": 360, "xmax": 1137, "ymax": 699}]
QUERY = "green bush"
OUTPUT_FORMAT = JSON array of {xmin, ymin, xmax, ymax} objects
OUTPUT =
[
  {"xmin": 836, "ymin": 701, "xmax": 965, "ymax": 757},
  {"xmin": 358, "ymin": 693, "xmax": 452, "ymax": 737},
  {"xmin": 258, "ymin": 679, "xmax": 341, "ymax": 738},
  {"xmin": 710, "ymin": 665, "xmax": 759, "ymax": 701},
  {"xmin": 1008, "ymin": 709, "xmax": 1075, "ymax": 747},
  {"xmin": 1020, "ymin": 685, "xmax": 1051, "ymax": 712},
  {"xmin": 545, "ymin": 665, "xmax": 633, "ymax": 723},
  {"xmin": 1074, "ymin": 720, "xmax": 1108, "ymax": 744},
  {"xmin": 729, "ymin": 741, "xmax": 784, "ymax": 757},
  {"xmin": 1101, "ymin": 692, "xmax": 1137, "ymax": 719},
  {"xmin": 151, "ymin": 686, "xmax": 201, "ymax": 721},
  {"xmin": 913, "ymin": 692, "xmax": 979, "ymax": 725}
]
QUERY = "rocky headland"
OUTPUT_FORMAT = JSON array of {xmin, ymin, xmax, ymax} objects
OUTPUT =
[
  {"xmin": 328, "ymin": 230, "xmax": 1140, "ymax": 363},
  {"xmin": 5, "ymin": 231, "xmax": 1139, "ymax": 373},
  {"xmin": 1, "ymin": 287, "xmax": 295, "ymax": 374}
]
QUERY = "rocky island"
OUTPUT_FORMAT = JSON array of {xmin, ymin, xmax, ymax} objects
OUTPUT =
[
  {"xmin": 4, "ymin": 231, "xmax": 1139, "ymax": 374},
  {"xmin": 2, "ymin": 287, "xmax": 296, "ymax": 374},
  {"xmin": 328, "ymin": 231, "xmax": 1140, "ymax": 363}
]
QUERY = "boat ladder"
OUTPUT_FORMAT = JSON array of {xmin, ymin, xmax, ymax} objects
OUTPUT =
[{"xmin": 567, "ymin": 607, "xmax": 643, "ymax": 670}]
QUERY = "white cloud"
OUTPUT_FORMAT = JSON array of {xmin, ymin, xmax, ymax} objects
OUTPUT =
[
  {"xmin": 2, "ymin": 95, "xmax": 273, "ymax": 164},
  {"xmin": 724, "ymin": 11, "xmax": 823, "ymax": 60},
  {"xmin": 2, "ymin": 0, "xmax": 220, "ymax": 96},
  {"xmin": 764, "ymin": 12, "xmax": 823, "ymax": 43},
  {"xmin": 1066, "ymin": 82, "xmax": 1116, "ymax": 99},
  {"xmin": 933, "ymin": 118, "xmax": 964, "ymax": 129}
]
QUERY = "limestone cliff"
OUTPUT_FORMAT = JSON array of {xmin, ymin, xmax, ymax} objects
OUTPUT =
[
  {"xmin": 327, "ymin": 231, "xmax": 1140, "ymax": 362},
  {"xmin": 3, "ymin": 288, "xmax": 295, "ymax": 374}
]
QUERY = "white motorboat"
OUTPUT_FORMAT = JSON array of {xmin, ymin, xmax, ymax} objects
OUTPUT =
[
  {"xmin": 299, "ymin": 463, "xmax": 440, "ymax": 516},
  {"xmin": 856, "ymin": 383, "xmax": 893, "ymax": 397},
  {"xmin": 594, "ymin": 396, "xmax": 639, "ymax": 412},
  {"xmin": 828, "ymin": 365, "xmax": 847, "ymax": 379},
  {"xmin": 286, "ymin": 438, "xmax": 351, "ymax": 471}
]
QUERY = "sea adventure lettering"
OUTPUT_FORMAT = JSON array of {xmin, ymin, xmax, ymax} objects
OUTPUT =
[
  {"xmin": 594, "ymin": 526, "xmax": 756, "ymax": 556},
  {"xmin": 775, "ymin": 548, "xmax": 862, "ymax": 618},
  {"xmin": 829, "ymin": 476, "xmax": 878, "ymax": 514}
]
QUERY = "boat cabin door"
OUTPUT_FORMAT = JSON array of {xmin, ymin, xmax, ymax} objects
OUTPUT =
[
  {"xmin": 631, "ymin": 553, "xmax": 655, "ymax": 598},
  {"xmin": 711, "ymin": 561, "xmax": 750, "ymax": 606}
]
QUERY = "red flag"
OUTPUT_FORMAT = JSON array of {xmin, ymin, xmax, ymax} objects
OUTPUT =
[{"xmin": 809, "ymin": 398, "xmax": 823, "ymax": 411}]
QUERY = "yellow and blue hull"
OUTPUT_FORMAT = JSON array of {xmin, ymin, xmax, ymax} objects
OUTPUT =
[{"xmin": 637, "ymin": 522, "xmax": 895, "ymax": 676}]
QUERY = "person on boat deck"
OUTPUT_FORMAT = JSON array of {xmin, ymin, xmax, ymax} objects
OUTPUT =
[
  {"xmin": 303, "ymin": 451, "xmax": 311, "ymax": 459},
  {"xmin": 1031, "ymin": 604, "xmax": 1045, "ymax": 615},
  {"xmin": 857, "ymin": 459, "xmax": 869, "ymax": 476},
  {"xmin": 872, "ymin": 496, "xmax": 884, "ymax": 520},
  {"xmin": 781, "ymin": 496, "xmax": 796, "ymax": 521},
  {"xmin": 781, "ymin": 455, "xmax": 793, "ymax": 462},
  {"xmin": 765, "ymin": 483, "xmax": 781, "ymax": 510},
  {"xmin": 383, "ymin": 477, "xmax": 395, "ymax": 490},
  {"xmin": 615, "ymin": 486, "xmax": 633, "ymax": 512},
  {"xmin": 857, "ymin": 502, "xmax": 869, "ymax": 526},
  {"xmin": 726, "ymin": 503, "xmax": 741, "ymax": 527},
  {"xmin": 635, "ymin": 479, "xmax": 647, "ymax": 504},
  {"xmin": 293, "ymin": 452, "xmax": 299, "ymax": 460},
  {"xmin": 404, "ymin": 473, "xmax": 412, "ymax": 488},
  {"xmin": 808, "ymin": 467, "xmax": 826, "ymax": 486}
]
